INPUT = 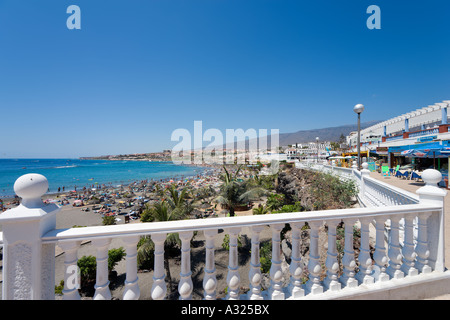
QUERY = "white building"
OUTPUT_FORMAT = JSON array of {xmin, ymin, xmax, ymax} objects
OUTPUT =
[{"xmin": 347, "ymin": 100, "xmax": 450, "ymax": 152}]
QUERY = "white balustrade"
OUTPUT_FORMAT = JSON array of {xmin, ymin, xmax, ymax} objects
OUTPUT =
[
  {"xmin": 373, "ymin": 216, "xmax": 389, "ymax": 282},
  {"xmin": 415, "ymin": 212, "xmax": 432, "ymax": 274},
  {"xmin": 0, "ymin": 165, "xmax": 448, "ymax": 300},
  {"xmin": 340, "ymin": 218, "xmax": 358, "ymax": 288},
  {"xmin": 178, "ymin": 231, "xmax": 193, "ymax": 300},
  {"xmin": 122, "ymin": 235, "xmax": 140, "ymax": 300},
  {"xmin": 323, "ymin": 220, "xmax": 341, "ymax": 292},
  {"xmin": 304, "ymin": 220, "xmax": 323, "ymax": 295},
  {"xmin": 248, "ymin": 226, "xmax": 264, "ymax": 300},
  {"xmin": 60, "ymin": 240, "xmax": 81, "ymax": 300},
  {"xmin": 386, "ymin": 216, "xmax": 405, "ymax": 279},
  {"xmin": 288, "ymin": 222, "xmax": 305, "ymax": 298},
  {"xmin": 401, "ymin": 214, "xmax": 418, "ymax": 276},
  {"xmin": 355, "ymin": 217, "xmax": 374, "ymax": 285},
  {"xmin": 203, "ymin": 229, "xmax": 218, "ymax": 300},
  {"xmin": 151, "ymin": 233, "xmax": 167, "ymax": 300},
  {"xmin": 226, "ymin": 227, "xmax": 241, "ymax": 300},
  {"xmin": 92, "ymin": 238, "xmax": 112, "ymax": 300},
  {"xmin": 269, "ymin": 223, "xmax": 285, "ymax": 300}
]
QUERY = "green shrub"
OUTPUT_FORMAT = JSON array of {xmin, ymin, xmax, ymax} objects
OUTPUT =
[
  {"xmin": 108, "ymin": 247, "xmax": 125, "ymax": 272},
  {"xmin": 55, "ymin": 280, "xmax": 64, "ymax": 295},
  {"xmin": 259, "ymin": 242, "xmax": 272, "ymax": 273},
  {"xmin": 221, "ymin": 234, "xmax": 242, "ymax": 251},
  {"xmin": 272, "ymin": 201, "xmax": 304, "ymax": 213},
  {"xmin": 77, "ymin": 255, "xmax": 97, "ymax": 287},
  {"xmin": 266, "ymin": 193, "xmax": 285, "ymax": 211},
  {"xmin": 102, "ymin": 215, "xmax": 116, "ymax": 225}
]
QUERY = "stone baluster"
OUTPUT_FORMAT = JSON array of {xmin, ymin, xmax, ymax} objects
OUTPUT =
[
  {"xmin": 203, "ymin": 229, "xmax": 218, "ymax": 300},
  {"xmin": 401, "ymin": 214, "xmax": 418, "ymax": 276},
  {"xmin": 60, "ymin": 240, "xmax": 81, "ymax": 300},
  {"xmin": 178, "ymin": 231, "xmax": 194, "ymax": 300},
  {"xmin": 305, "ymin": 221, "xmax": 324, "ymax": 295},
  {"xmin": 415, "ymin": 212, "xmax": 432, "ymax": 274},
  {"xmin": 151, "ymin": 233, "xmax": 167, "ymax": 300},
  {"xmin": 247, "ymin": 226, "xmax": 264, "ymax": 300},
  {"xmin": 92, "ymin": 238, "xmax": 112, "ymax": 300},
  {"xmin": 340, "ymin": 218, "xmax": 358, "ymax": 288},
  {"xmin": 386, "ymin": 216, "xmax": 405, "ymax": 279},
  {"xmin": 323, "ymin": 220, "xmax": 341, "ymax": 292},
  {"xmin": 226, "ymin": 227, "xmax": 241, "ymax": 300},
  {"xmin": 269, "ymin": 223, "xmax": 285, "ymax": 300},
  {"xmin": 373, "ymin": 216, "xmax": 389, "ymax": 282},
  {"xmin": 288, "ymin": 222, "xmax": 305, "ymax": 298},
  {"xmin": 122, "ymin": 235, "xmax": 140, "ymax": 300},
  {"xmin": 356, "ymin": 217, "xmax": 374, "ymax": 285}
]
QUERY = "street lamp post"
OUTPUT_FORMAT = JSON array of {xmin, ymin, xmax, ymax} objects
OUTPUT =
[
  {"xmin": 316, "ymin": 137, "xmax": 319, "ymax": 163},
  {"xmin": 353, "ymin": 104, "xmax": 365, "ymax": 170}
]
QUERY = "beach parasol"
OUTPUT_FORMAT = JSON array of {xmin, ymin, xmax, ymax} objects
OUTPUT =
[{"xmin": 401, "ymin": 146, "xmax": 450, "ymax": 169}]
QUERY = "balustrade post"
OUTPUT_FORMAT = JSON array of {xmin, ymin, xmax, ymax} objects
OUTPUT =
[
  {"xmin": 0, "ymin": 174, "xmax": 58, "ymax": 300},
  {"xmin": 151, "ymin": 233, "xmax": 167, "ymax": 300},
  {"xmin": 247, "ymin": 226, "xmax": 264, "ymax": 300},
  {"xmin": 122, "ymin": 235, "xmax": 140, "ymax": 300},
  {"xmin": 415, "ymin": 212, "xmax": 432, "ymax": 274},
  {"xmin": 386, "ymin": 216, "xmax": 405, "ymax": 279},
  {"xmin": 203, "ymin": 229, "xmax": 218, "ymax": 300},
  {"xmin": 340, "ymin": 218, "xmax": 358, "ymax": 288},
  {"xmin": 288, "ymin": 222, "xmax": 305, "ymax": 298},
  {"xmin": 269, "ymin": 223, "xmax": 285, "ymax": 300},
  {"xmin": 305, "ymin": 220, "xmax": 324, "ymax": 295},
  {"xmin": 226, "ymin": 227, "xmax": 241, "ymax": 300},
  {"xmin": 59, "ymin": 240, "xmax": 81, "ymax": 300},
  {"xmin": 373, "ymin": 216, "xmax": 389, "ymax": 282},
  {"xmin": 416, "ymin": 169, "xmax": 447, "ymax": 272},
  {"xmin": 178, "ymin": 231, "xmax": 194, "ymax": 300},
  {"xmin": 360, "ymin": 162, "xmax": 370, "ymax": 201},
  {"xmin": 92, "ymin": 238, "xmax": 112, "ymax": 300},
  {"xmin": 323, "ymin": 220, "xmax": 341, "ymax": 292},
  {"xmin": 401, "ymin": 214, "xmax": 418, "ymax": 277},
  {"xmin": 356, "ymin": 217, "xmax": 374, "ymax": 284}
]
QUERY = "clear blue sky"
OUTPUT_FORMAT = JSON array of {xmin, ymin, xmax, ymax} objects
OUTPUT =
[{"xmin": 0, "ymin": 0, "xmax": 449, "ymax": 158}]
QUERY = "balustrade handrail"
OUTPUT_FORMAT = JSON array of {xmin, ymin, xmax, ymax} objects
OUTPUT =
[
  {"xmin": 362, "ymin": 174, "xmax": 419, "ymax": 204},
  {"xmin": 42, "ymin": 203, "xmax": 439, "ymax": 244}
]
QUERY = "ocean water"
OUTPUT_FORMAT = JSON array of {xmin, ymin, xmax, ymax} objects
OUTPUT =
[{"xmin": 0, "ymin": 159, "xmax": 206, "ymax": 197}]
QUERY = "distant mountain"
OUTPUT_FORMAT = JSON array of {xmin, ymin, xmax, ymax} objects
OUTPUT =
[
  {"xmin": 278, "ymin": 120, "xmax": 381, "ymax": 146},
  {"xmin": 218, "ymin": 120, "xmax": 381, "ymax": 150}
]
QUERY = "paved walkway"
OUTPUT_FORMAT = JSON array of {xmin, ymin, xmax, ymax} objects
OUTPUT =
[{"xmin": 368, "ymin": 171, "xmax": 450, "ymax": 300}]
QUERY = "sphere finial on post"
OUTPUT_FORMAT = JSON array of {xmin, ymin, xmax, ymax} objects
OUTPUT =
[{"xmin": 14, "ymin": 173, "xmax": 48, "ymax": 208}]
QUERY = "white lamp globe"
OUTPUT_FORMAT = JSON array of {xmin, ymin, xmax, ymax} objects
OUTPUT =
[{"xmin": 353, "ymin": 104, "xmax": 365, "ymax": 114}]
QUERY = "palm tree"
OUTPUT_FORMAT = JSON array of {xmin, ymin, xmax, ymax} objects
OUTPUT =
[
  {"xmin": 165, "ymin": 184, "xmax": 194, "ymax": 217},
  {"xmin": 214, "ymin": 165, "xmax": 267, "ymax": 216},
  {"xmin": 138, "ymin": 200, "xmax": 186, "ymax": 291},
  {"xmin": 253, "ymin": 204, "xmax": 269, "ymax": 215}
]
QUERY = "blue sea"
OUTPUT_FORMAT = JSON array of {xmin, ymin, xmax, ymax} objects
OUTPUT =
[{"xmin": 0, "ymin": 159, "xmax": 206, "ymax": 197}]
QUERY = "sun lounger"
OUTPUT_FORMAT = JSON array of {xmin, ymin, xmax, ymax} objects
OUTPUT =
[
  {"xmin": 395, "ymin": 170, "xmax": 409, "ymax": 179},
  {"xmin": 411, "ymin": 171, "xmax": 422, "ymax": 181}
]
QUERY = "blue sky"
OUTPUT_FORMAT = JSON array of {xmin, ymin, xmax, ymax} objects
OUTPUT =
[{"xmin": 0, "ymin": 0, "xmax": 449, "ymax": 158}]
